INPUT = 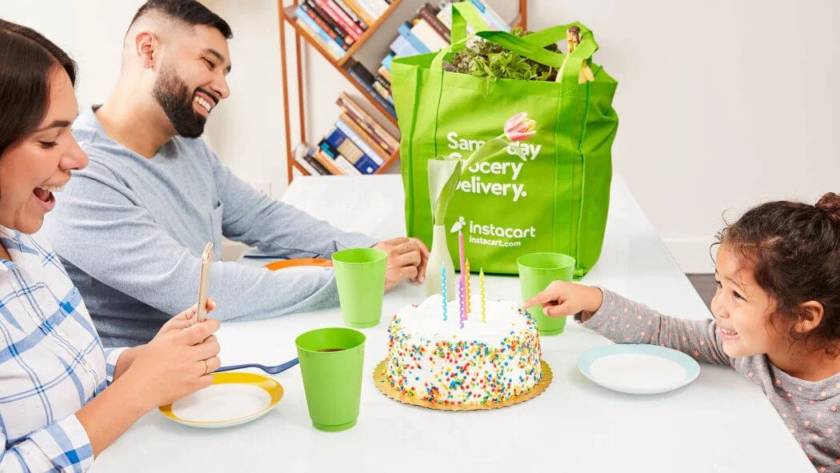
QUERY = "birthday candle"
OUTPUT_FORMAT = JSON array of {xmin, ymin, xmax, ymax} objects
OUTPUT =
[
  {"xmin": 464, "ymin": 259, "xmax": 471, "ymax": 317},
  {"xmin": 441, "ymin": 267, "xmax": 447, "ymax": 321},
  {"xmin": 480, "ymin": 268, "xmax": 486, "ymax": 323},
  {"xmin": 458, "ymin": 230, "xmax": 466, "ymax": 321},
  {"xmin": 458, "ymin": 278, "xmax": 465, "ymax": 329},
  {"xmin": 458, "ymin": 230, "xmax": 465, "ymax": 270}
]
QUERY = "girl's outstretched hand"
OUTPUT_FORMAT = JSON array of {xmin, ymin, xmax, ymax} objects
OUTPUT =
[{"xmin": 522, "ymin": 281, "xmax": 603, "ymax": 320}]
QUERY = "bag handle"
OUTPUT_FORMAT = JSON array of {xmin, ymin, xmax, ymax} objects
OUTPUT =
[
  {"xmin": 433, "ymin": 3, "xmax": 599, "ymax": 85},
  {"xmin": 477, "ymin": 23, "xmax": 598, "ymax": 83},
  {"xmin": 449, "ymin": 2, "xmax": 490, "ymax": 49}
]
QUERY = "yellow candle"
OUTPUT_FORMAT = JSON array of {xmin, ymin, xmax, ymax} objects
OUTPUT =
[{"xmin": 480, "ymin": 268, "xmax": 486, "ymax": 323}]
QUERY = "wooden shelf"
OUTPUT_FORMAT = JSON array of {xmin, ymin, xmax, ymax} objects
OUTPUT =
[
  {"xmin": 278, "ymin": 0, "xmax": 527, "ymax": 182},
  {"xmin": 281, "ymin": 5, "xmax": 398, "ymax": 126},
  {"xmin": 281, "ymin": 1, "xmax": 401, "ymax": 67},
  {"xmin": 291, "ymin": 148, "xmax": 399, "ymax": 177}
]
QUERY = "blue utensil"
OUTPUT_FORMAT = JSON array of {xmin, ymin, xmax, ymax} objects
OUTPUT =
[{"xmin": 216, "ymin": 357, "xmax": 300, "ymax": 375}]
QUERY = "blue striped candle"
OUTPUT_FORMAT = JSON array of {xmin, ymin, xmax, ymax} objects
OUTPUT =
[{"xmin": 441, "ymin": 267, "xmax": 447, "ymax": 321}]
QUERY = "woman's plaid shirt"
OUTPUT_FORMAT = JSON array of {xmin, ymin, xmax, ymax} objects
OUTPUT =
[{"xmin": 0, "ymin": 227, "xmax": 125, "ymax": 472}]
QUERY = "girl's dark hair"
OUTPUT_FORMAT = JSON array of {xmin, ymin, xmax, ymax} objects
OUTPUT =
[
  {"xmin": 717, "ymin": 192, "xmax": 840, "ymax": 356},
  {"xmin": 0, "ymin": 18, "xmax": 77, "ymax": 156}
]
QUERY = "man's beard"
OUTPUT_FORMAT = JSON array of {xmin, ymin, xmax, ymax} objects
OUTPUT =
[{"xmin": 152, "ymin": 66, "xmax": 207, "ymax": 138}]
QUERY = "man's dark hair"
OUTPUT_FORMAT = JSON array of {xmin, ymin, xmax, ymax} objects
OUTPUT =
[
  {"xmin": 0, "ymin": 18, "xmax": 77, "ymax": 156},
  {"xmin": 129, "ymin": 0, "xmax": 232, "ymax": 39}
]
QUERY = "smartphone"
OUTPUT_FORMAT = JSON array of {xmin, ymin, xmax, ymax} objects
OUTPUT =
[{"xmin": 196, "ymin": 242, "xmax": 213, "ymax": 323}]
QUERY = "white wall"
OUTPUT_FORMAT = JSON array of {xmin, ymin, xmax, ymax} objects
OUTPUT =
[
  {"xmin": 1, "ymin": 1, "xmax": 143, "ymax": 111},
  {"xmin": 4, "ymin": 1, "xmax": 838, "ymax": 272},
  {"xmin": 297, "ymin": 0, "xmax": 840, "ymax": 272},
  {"xmin": 528, "ymin": 0, "xmax": 840, "ymax": 272}
]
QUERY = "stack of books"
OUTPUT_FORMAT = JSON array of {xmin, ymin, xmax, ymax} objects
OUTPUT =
[
  {"xmin": 296, "ymin": 92, "xmax": 400, "ymax": 176},
  {"xmin": 371, "ymin": 0, "xmax": 509, "ymax": 115},
  {"xmin": 294, "ymin": 0, "xmax": 393, "ymax": 61}
]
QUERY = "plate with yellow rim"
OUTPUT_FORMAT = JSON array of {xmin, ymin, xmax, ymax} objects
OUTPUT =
[{"xmin": 159, "ymin": 372, "xmax": 284, "ymax": 428}]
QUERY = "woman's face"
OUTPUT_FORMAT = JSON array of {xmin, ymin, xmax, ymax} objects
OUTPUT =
[{"xmin": 0, "ymin": 66, "xmax": 87, "ymax": 234}]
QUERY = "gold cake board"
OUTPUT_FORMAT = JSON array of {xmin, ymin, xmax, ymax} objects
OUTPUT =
[{"xmin": 373, "ymin": 359, "xmax": 552, "ymax": 411}]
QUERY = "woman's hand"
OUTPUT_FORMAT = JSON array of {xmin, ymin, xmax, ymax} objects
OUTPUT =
[
  {"xmin": 122, "ymin": 300, "xmax": 221, "ymax": 410},
  {"xmin": 522, "ymin": 281, "xmax": 603, "ymax": 320},
  {"xmin": 156, "ymin": 298, "xmax": 217, "ymax": 334}
]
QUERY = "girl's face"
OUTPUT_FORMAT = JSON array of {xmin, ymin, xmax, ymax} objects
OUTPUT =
[
  {"xmin": 0, "ymin": 66, "xmax": 87, "ymax": 234},
  {"xmin": 710, "ymin": 242, "xmax": 788, "ymax": 358}
]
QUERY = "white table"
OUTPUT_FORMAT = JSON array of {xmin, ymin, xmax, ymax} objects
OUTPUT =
[{"xmin": 94, "ymin": 175, "xmax": 812, "ymax": 473}]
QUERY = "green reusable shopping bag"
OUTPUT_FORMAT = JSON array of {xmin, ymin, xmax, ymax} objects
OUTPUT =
[{"xmin": 392, "ymin": 2, "xmax": 618, "ymax": 277}]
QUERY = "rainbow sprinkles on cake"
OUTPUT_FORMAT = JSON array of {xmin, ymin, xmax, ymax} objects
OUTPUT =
[{"xmin": 383, "ymin": 293, "xmax": 544, "ymax": 408}]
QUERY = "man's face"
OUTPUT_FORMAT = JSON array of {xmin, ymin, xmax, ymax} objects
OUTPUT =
[{"xmin": 152, "ymin": 24, "xmax": 231, "ymax": 138}]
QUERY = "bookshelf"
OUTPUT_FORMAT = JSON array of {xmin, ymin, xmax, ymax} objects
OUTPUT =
[{"xmin": 277, "ymin": 0, "xmax": 528, "ymax": 182}]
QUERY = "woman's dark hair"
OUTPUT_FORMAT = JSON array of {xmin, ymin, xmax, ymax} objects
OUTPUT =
[
  {"xmin": 716, "ymin": 192, "xmax": 840, "ymax": 356},
  {"xmin": 0, "ymin": 18, "xmax": 77, "ymax": 156}
]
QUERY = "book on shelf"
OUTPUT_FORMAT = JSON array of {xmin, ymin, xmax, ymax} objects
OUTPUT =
[
  {"xmin": 303, "ymin": 1, "xmax": 354, "ymax": 48},
  {"xmin": 326, "ymin": 126, "xmax": 380, "ymax": 172},
  {"xmin": 389, "ymin": 34, "xmax": 421, "ymax": 57},
  {"xmin": 336, "ymin": 92, "xmax": 399, "ymax": 153},
  {"xmin": 285, "ymin": 0, "xmax": 522, "ymax": 181},
  {"xmin": 333, "ymin": 0, "xmax": 369, "ymax": 31},
  {"xmin": 436, "ymin": 0, "xmax": 510, "ymax": 33},
  {"xmin": 410, "ymin": 18, "xmax": 448, "ymax": 51},
  {"xmin": 466, "ymin": 0, "xmax": 509, "ymax": 31},
  {"xmin": 397, "ymin": 22, "xmax": 431, "ymax": 54},
  {"xmin": 300, "ymin": 2, "xmax": 351, "ymax": 50},
  {"xmin": 380, "ymin": 53, "xmax": 394, "ymax": 71},
  {"xmin": 336, "ymin": 113, "xmax": 388, "ymax": 164},
  {"xmin": 358, "ymin": 0, "xmax": 390, "ymax": 18},
  {"xmin": 314, "ymin": 0, "xmax": 363, "ymax": 40},
  {"xmin": 301, "ymin": 152, "xmax": 331, "ymax": 175},
  {"xmin": 334, "ymin": 154, "xmax": 364, "ymax": 175},
  {"xmin": 418, "ymin": 3, "xmax": 450, "ymax": 42},
  {"xmin": 377, "ymin": 64, "xmax": 392, "ymax": 83},
  {"xmin": 344, "ymin": 0, "xmax": 376, "ymax": 25},
  {"xmin": 354, "ymin": 154, "xmax": 379, "ymax": 174},
  {"xmin": 295, "ymin": 153, "xmax": 320, "ymax": 175},
  {"xmin": 345, "ymin": 59, "xmax": 395, "ymax": 116},
  {"xmin": 335, "ymin": 136, "xmax": 365, "ymax": 164},
  {"xmin": 371, "ymin": 78, "xmax": 392, "ymax": 104},
  {"xmin": 319, "ymin": 138, "xmax": 366, "ymax": 176},
  {"xmin": 312, "ymin": 148, "xmax": 344, "ymax": 175},
  {"xmin": 295, "ymin": 6, "xmax": 345, "ymax": 60}
]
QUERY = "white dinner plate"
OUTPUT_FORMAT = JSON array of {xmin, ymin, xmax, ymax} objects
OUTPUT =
[
  {"xmin": 577, "ymin": 344, "xmax": 701, "ymax": 395},
  {"xmin": 159, "ymin": 372, "xmax": 283, "ymax": 428}
]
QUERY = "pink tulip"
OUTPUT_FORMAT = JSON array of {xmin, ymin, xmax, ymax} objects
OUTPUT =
[{"xmin": 504, "ymin": 112, "xmax": 537, "ymax": 142}]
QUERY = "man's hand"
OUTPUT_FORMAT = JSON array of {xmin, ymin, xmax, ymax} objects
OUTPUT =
[{"xmin": 374, "ymin": 237, "xmax": 429, "ymax": 291}]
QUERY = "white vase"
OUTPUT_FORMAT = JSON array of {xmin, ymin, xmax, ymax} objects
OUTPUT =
[{"xmin": 424, "ymin": 224, "xmax": 457, "ymax": 298}]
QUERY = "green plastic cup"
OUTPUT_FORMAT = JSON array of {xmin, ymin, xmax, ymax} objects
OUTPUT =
[
  {"xmin": 295, "ymin": 327, "xmax": 366, "ymax": 432},
  {"xmin": 517, "ymin": 252, "xmax": 576, "ymax": 336},
  {"xmin": 331, "ymin": 247, "xmax": 387, "ymax": 328}
]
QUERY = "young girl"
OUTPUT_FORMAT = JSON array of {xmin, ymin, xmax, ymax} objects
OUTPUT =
[{"xmin": 524, "ymin": 194, "xmax": 840, "ymax": 472}]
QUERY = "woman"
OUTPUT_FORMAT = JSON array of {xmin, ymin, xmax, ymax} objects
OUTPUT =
[{"xmin": 0, "ymin": 19, "xmax": 221, "ymax": 472}]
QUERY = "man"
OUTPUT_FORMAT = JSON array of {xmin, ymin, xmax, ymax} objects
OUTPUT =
[{"xmin": 42, "ymin": 0, "xmax": 427, "ymax": 347}]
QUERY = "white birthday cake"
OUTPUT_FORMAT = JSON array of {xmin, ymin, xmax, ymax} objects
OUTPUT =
[{"xmin": 384, "ymin": 294, "xmax": 543, "ymax": 408}]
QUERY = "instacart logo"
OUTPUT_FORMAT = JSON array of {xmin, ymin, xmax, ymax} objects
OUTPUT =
[{"xmin": 453, "ymin": 216, "xmax": 537, "ymax": 249}]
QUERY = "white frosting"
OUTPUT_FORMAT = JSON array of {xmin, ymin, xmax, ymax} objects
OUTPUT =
[
  {"xmin": 397, "ymin": 294, "xmax": 533, "ymax": 344},
  {"xmin": 386, "ymin": 294, "xmax": 542, "ymax": 405}
]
